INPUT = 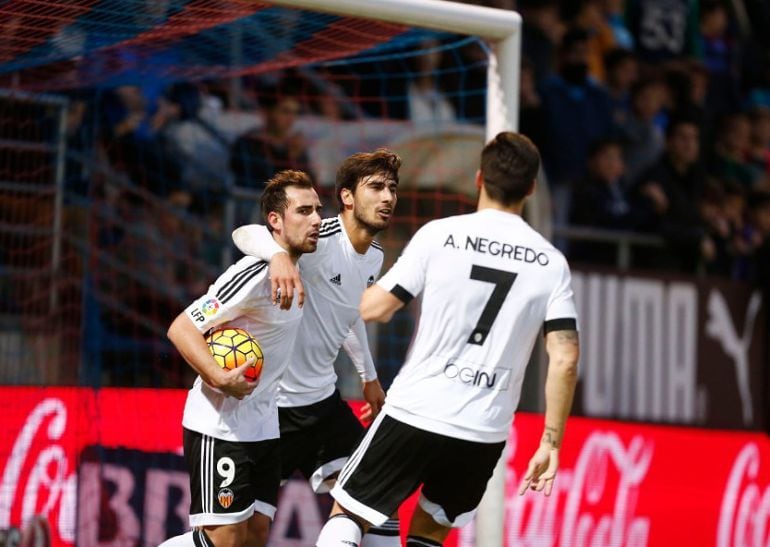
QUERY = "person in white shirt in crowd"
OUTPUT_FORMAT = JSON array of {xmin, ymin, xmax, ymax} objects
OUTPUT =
[
  {"xmin": 161, "ymin": 170, "xmax": 321, "ymax": 547},
  {"xmin": 315, "ymin": 132, "xmax": 581, "ymax": 547},
  {"xmin": 231, "ymin": 149, "xmax": 402, "ymax": 546}
]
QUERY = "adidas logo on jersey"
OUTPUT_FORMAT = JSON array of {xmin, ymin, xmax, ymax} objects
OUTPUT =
[{"xmin": 329, "ymin": 273, "xmax": 342, "ymax": 286}]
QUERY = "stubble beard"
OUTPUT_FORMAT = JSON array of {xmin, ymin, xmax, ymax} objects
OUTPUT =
[{"xmin": 353, "ymin": 208, "xmax": 388, "ymax": 236}]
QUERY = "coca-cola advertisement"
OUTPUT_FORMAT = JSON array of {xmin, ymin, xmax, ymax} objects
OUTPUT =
[
  {"xmin": 571, "ymin": 270, "xmax": 767, "ymax": 430},
  {"xmin": 1, "ymin": 387, "xmax": 769, "ymax": 546}
]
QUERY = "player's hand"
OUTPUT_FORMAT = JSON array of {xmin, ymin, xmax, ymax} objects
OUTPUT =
[
  {"xmin": 518, "ymin": 443, "xmax": 559, "ymax": 496},
  {"xmin": 216, "ymin": 359, "xmax": 259, "ymax": 400},
  {"xmin": 360, "ymin": 379, "xmax": 385, "ymax": 422},
  {"xmin": 269, "ymin": 252, "xmax": 304, "ymax": 310}
]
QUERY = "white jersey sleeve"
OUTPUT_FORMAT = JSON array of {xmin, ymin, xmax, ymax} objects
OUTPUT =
[
  {"xmin": 185, "ymin": 256, "xmax": 269, "ymax": 332},
  {"xmin": 342, "ymin": 318, "xmax": 377, "ymax": 382},
  {"xmin": 376, "ymin": 223, "xmax": 433, "ymax": 301},
  {"xmin": 232, "ymin": 224, "xmax": 286, "ymax": 261},
  {"xmin": 544, "ymin": 256, "xmax": 579, "ymax": 332}
]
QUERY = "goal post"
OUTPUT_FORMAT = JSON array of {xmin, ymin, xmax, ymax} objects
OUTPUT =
[
  {"xmin": 266, "ymin": 0, "xmax": 522, "ymax": 140},
  {"xmin": 267, "ymin": 2, "xmax": 524, "ymax": 545}
]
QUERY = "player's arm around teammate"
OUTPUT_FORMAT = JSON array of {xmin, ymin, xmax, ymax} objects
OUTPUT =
[{"xmin": 231, "ymin": 224, "xmax": 387, "ymax": 418}]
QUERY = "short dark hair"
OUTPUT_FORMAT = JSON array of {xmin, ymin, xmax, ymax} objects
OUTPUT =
[
  {"xmin": 335, "ymin": 149, "xmax": 401, "ymax": 211},
  {"xmin": 665, "ymin": 115, "xmax": 700, "ymax": 139},
  {"xmin": 604, "ymin": 48, "xmax": 636, "ymax": 73},
  {"xmin": 560, "ymin": 26, "xmax": 589, "ymax": 54},
  {"xmin": 480, "ymin": 132, "xmax": 540, "ymax": 205},
  {"xmin": 261, "ymin": 170, "xmax": 314, "ymax": 231},
  {"xmin": 588, "ymin": 136, "xmax": 624, "ymax": 159}
]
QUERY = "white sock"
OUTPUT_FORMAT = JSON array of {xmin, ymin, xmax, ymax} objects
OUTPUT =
[
  {"xmin": 158, "ymin": 531, "xmax": 195, "ymax": 546},
  {"xmin": 361, "ymin": 519, "xmax": 400, "ymax": 547},
  {"xmin": 316, "ymin": 514, "xmax": 364, "ymax": 547}
]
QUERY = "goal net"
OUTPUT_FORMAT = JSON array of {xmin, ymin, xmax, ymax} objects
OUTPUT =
[{"xmin": 0, "ymin": 1, "xmax": 521, "ymax": 544}]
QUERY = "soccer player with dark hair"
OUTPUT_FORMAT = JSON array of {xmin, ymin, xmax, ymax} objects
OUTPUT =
[
  {"xmin": 161, "ymin": 170, "xmax": 321, "ymax": 547},
  {"xmin": 231, "ymin": 148, "xmax": 402, "ymax": 546},
  {"xmin": 315, "ymin": 132, "xmax": 580, "ymax": 547}
]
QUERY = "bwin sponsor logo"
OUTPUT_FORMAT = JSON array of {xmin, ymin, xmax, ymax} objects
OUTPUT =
[{"xmin": 443, "ymin": 362, "xmax": 510, "ymax": 390}]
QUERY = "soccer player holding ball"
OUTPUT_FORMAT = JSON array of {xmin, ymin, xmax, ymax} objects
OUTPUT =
[
  {"xmin": 162, "ymin": 171, "xmax": 321, "ymax": 547},
  {"xmin": 316, "ymin": 133, "xmax": 581, "ymax": 547},
  {"xmin": 231, "ymin": 149, "xmax": 401, "ymax": 545}
]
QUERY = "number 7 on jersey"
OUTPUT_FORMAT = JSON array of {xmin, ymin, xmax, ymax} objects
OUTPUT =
[{"xmin": 467, "ymin": 265, "xmax": 517, "ymax": 345}]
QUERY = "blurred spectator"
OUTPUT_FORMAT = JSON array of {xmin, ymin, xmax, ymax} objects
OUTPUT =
[
  {"xmin": 162, "ymin": 82, "xmax": 231, "ymax": 203},
  {"xmin": 520, "ymin": 0, "xmax": 564, "ymax": 86},
  {"xmin": 569, "ymin": 138, "xmax": 643, "ymax": 264},
  {"xmin": 709, "ymin": 112, "xmax": 762, "ymax": 190},
  {"xmin": 625, "ymin": 0, "xmax": 701, "ymax": 65},
  {"xmin": 632, "ymin": 116, "xmax": 710, "ymax": 272},
  {"xmin": 603, "ymin": 0, "xmax": 634, "ymax": 50},
  {"xmin": 406, "ymin": 39, "xmax": 456, "ymax": 125},
  {"xmin": 747, "ymin": 106, "xmax": 770, "ymax": 184},
  {"xmin": 519, "ymin": 58, "xmax": 547, "ymax": 151},
  {"xmin": 665, "ymin": 61, "xmax": 710, "ymax": 133},
  {"xmin": 696, "ymin": 180, "xmax": 733, "ymax": 276},
  {"xmin": 722, "ymin": 180, "xmax": 759, "ymax": 280},
  {"xmin": 605, "ymin": 48, "xmax": 639, "ymax": 129},
  {"xmin": 540, "ymin": 26, "xmax": 613, "ymax": 223},
  {"xmin": 230, "ymin": 86, "xmax": 313, "ymax": 225},
  {"xmin": 744, "ymin": 51, "xmax": 770, "ymax": 111},
  {"xmin": 230, "ymin": 89, "xmax": 312, "ymax": 193},
  {"xmin": 698, "ymin": 1, "xmax": 741, "ymax": 116},
  {"xmin": 747, "ymin": 190, "xmax": 770, "ymax": 286},
  {"xmin": 101, "ymin": 85, "xmax": 182, "ymax": 196},
  {"xmin": 573, "ymin": 0, "xmax": 617, "ymax": 82},
  {"xmin": 297, "ymin": 66, "xmax": 363, "ymax": 121},
  {"xmin": 618, "ymin": 78, "xmax": 667, "ymax": 185}
]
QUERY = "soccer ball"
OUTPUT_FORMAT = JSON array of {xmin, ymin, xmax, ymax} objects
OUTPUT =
[{"xmin": 205, "ymin": 327, "xmax": 264, "ymax": 382}]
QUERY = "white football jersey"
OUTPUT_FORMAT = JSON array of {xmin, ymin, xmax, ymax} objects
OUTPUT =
[
  {"xmin": 181, "ymin": 256, "xmax": 303, "ymax": 442},
  {"xmin": 377, "ymin": 209, "xmax": 578, "ymax": 443},
  {"xmin": 278, "ymin": 216, "xmax": 382, "ymax": 407},
  {"xmin": 231, "ymin": 216, "xmax": 383, "ymax": 407}
]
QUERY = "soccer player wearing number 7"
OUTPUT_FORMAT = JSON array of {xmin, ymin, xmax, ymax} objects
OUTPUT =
[
  {"xmin": 315, "ymin": 132, "xmax": 581, "ymax": 547},
  {"xmin": 162, "ymin": 171, "xmax": 321, "ymax": 547}
]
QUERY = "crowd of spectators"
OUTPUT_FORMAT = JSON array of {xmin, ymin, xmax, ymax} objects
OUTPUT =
[
  {"xmin": 4, "ymin": 0, "xmax": 766, "ymax": 386},
  {"xmin": 57, "ymin": 0, "xmax": 770, "ymax": 292},
  {"xmin": 517, "ymin": 0, "xmax": 770, "ymax": 285}
]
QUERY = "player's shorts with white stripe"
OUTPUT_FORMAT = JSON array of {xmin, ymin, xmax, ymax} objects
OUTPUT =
[
  {"xmin": 331, "ymin": 413, "xmax": 505, "ymax": 528},
  {"xmin": 278, "ymin": 389, "xmax": 364, "ymax": 493},
  {"xmin": 183, "ymin": 428, "xmax": 280, "ymax": 527}
]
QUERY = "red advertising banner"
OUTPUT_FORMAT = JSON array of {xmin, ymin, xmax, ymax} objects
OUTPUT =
[
  {"xmin": 1, "ymin": 387, "xmax": 768, "ymax": 546},
  {"xmin": 458, "ymin": 415, "xmax": 770, "ymax": 547}
]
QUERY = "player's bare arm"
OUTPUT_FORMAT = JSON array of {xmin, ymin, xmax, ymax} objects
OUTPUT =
[
  {"xmin": 519, "ymin": 328, "xmax": 579, "ymax": 497},
  {"xmin": 167, "ymin": 312, "xmax": 257, "ymax": 400},
  {"xmin": 359, "ymin": 284, "xmax": 405, "ymax": 322},
  {"xmin": 232, "ymin": 224, "xmax": 305, "ymax": 310}
]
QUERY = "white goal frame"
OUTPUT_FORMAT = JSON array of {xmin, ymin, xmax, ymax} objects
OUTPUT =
[{"xmin": 268, "ymin": 1, "xmax": 523, "ymax": 545}]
